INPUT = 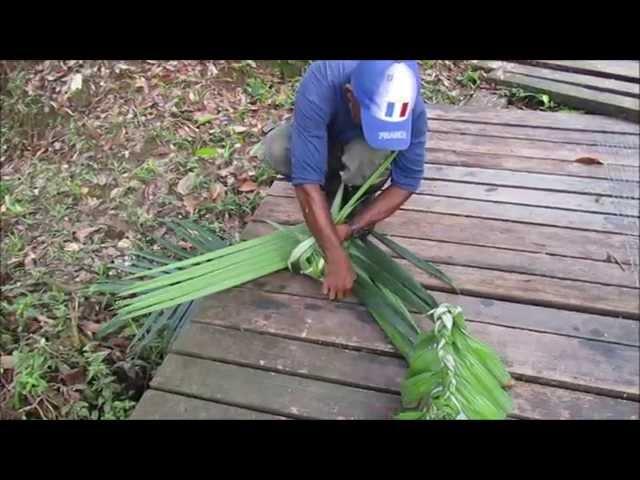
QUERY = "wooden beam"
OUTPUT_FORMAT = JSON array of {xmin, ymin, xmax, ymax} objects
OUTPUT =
[
  {"xmin": 473, "ymin": 61, "xmax": 639, "ymax": 98},
  {"xmin": 486, "ymin": 70, "xmax": 640, "ymax": 123}
]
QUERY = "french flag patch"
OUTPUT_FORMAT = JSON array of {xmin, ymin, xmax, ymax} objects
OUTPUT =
[{"xmin": 385, "ymin": 101, "xmax": 410, "ymax": 119}]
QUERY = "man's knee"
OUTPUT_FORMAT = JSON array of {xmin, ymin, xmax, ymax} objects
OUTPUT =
[
  {"xmin": 260, "ymin": 121, "xmax": 292, "ymax": 177},
  {"xmin": 341, "ymin": 137, "xmax": 389, "ymax": 186}
]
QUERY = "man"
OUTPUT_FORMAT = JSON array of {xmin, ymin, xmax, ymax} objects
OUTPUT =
[{"xmin": 259, "ymin": 60, "xmax": 427, "ymax": 301}]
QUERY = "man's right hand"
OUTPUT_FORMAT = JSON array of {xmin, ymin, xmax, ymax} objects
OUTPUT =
[{"xmin": 322, "ymin": 247, "xmax": 356, "ymax": 300}]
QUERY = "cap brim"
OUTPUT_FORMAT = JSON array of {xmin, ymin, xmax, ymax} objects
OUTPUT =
[{"xmin": 360, "ymin": 107, "xmax": 412, "ymax": 151}]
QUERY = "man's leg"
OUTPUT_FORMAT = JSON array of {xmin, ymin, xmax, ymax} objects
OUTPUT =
[
  {"xmin": 258, "ymin": 119, "xmax": 344, "ymax": 203},
  {"xmin": 258, "ymin": 120, "xmax": 293, "ymax": 178},
  {"xmin": 339, "ymin": 136, "xmax": 391, "ymax": 220}
]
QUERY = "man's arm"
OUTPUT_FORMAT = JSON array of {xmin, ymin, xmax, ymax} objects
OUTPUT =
[
  {"xmin": 295, "ymin": 184, "xmax": 355, "ymax": 300},
  {"xmin": 342, "ymin": 185, "xmax": 412, "ymax": 239}
]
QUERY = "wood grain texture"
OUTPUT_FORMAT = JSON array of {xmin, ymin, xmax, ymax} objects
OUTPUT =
[
  {"xmin": 131, "ymin": 389, "xmax": 287, "ymax": 419},
  {"xmin": 173, "ymin": 322, "xmax": 639, "ymax": 420},
  {"xmin": 516, "ymin": 60, "xmax": 640, "ymax": 84},
  {"xmin": 248, "ymin": 272, "xmax": 640, "ymax": 347},
  {"xmin": 269, "ymin": 180, "xmax": 640, "ymax": 233},
  {"xmin": 191, "ymin": 288, "xmax": 640, "ymax": 399},
  {"xmin": 424, "ymin": 165, "xmax": 639, "ymax": 198},
  {"xmin": 426, "ymin": 103, "xmax": 640, "ymax": 133},
  {"xmin": 429, "ymin": 118, "xmax": 640, "ymax": 146},
  {"xmin": 428, "ymin": 132, "xmax": 639, "ymax": 165},
  {"xmin": 252, "ymin": 194, "xmax": 639, "ymax": 264},
  {"xmin": 474, "ymin": 61, "xmax": 640, "ymax": 98},
  {"xmin": 425, "ymin": 149, "xmax": 640, "ymax": 182},
  {"xmin": 150, "ymin": 354, "xmax": 401, "ymax": 419},
  {"xmin": 487, "ymin": 71, "xmax": 640, "ymax": 122}
]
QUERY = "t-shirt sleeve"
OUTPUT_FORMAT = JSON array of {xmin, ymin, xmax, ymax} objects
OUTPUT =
[
  {"xmin": 290, "ymin": 65, "xmax": 333, "ymax": 187},
  {"xmin": 390, "ymin": 105, "xmax": 427, "ymax": 193}
]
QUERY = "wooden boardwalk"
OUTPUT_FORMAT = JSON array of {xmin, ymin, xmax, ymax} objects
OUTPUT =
[
  {"xmin": 132, "ymin": 104, "xmax": 640, "ymax": 420},
  {"xmin": 473, "ymin": 60, "xmax": 640, "ymax": 122}
]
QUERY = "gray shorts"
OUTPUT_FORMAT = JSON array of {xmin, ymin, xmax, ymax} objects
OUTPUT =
[{"xmin": 257, "ymin": 120, "xmax": 390, "ymax": 198}]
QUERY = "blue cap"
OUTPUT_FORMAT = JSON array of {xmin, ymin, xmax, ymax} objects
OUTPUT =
[{"xmin": 351, "ymin": 60, "xmax": 420, "ymax": 151}]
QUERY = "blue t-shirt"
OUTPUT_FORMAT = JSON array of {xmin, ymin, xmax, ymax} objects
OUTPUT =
[{"xmin": 290, "ymin": 61, "xmax": 427, "ymax": 193}]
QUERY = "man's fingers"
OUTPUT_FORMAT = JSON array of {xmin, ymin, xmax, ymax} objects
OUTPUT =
[{"xmin": 322, "ymin": 281, "xmax": 328, "ymax": 296}]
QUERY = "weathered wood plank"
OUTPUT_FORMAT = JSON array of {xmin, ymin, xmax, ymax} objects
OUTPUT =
[
  {"xmin": 517, "ymin": 60, "xmax": 640, "ymax": 84},
  {"xmin": 429, "ymin": 118, "xmax": 640, "ymax": 146},
  {"xmin": 426, "ymin": 149, "xmax": 640, "ymax": 182},
  {"xmin": 173, "ymin": 323, "xmax": 406, "ymax": 393},
  {"xmin": 251, "ymin": 222, "xmax": 639, "ymax": 317},
  {"xmin": 474, "ymin": 61, "xmax": 640, "ymax": 98},
  {"xmin": 407, "ymin": 260, "xmax": 639, "ymax": 319},
  {"xmin": 131, "ymin": 389, "xmax": 287, "ymax": 420},
  {"xmin": 248, "ymin": 272, "xmax": 640, "ymax": 347},
  {"xmin": 424, "ymin": 165, "xmax": 640, "ymax": 198},
  {"xmin": 252, "ymin": 195, "xmax": 639, "ymax": 264},
  {"xmin": 269, "ymin": 181, "xmax": 640, "ymax": 232},
  {"xmin": 174, "ymin": 322, "xmax": 639, "ymax": 420},
  {"xmin": 417, "ymin": 182, "xmax": 640, "ymax": 216},
  {"xmin": 379, "ymin": 235, "xmax": 639, "ymax": 288},
  {"xmin": 151, "ymin": 354, "xmax": 400, "ymax": 420},
  {"xmin": 427, "ymin": 103, "xmax": 640, "ymax": 134},
  {"xmin": 428, "ymin": 132, "xmax": 639, "ymax": 165},
  {"xmin": 192, "ymin": 288, "xmax": 640, "ymax": 399},
  {"xmin": 486, "ymin": 71, "xmax": 640, "ymax": 122}
]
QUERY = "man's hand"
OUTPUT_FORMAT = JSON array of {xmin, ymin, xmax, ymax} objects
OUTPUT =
[
  {"xmin": 335, "ymin": 224, "xmax": 352, "ymax": 243},
  {"xmin": 322, "ymin": 246, "xmax": 356, "ymax": 300}
]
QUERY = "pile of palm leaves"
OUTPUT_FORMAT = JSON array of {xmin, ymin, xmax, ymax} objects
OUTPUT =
[{"xmin": 94, "ymin": 153, "xmax": 513, "ymax": 420}]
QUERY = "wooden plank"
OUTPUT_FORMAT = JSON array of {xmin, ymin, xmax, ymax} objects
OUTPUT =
[
  {"xmin": 429, "ymin": 118, "xmax": 639, "ymax": 147},
  {"xmin": 425, "ymin": 149, "xmax": 640, "ymax": 182},
  {"xmin": 193, "ymin": 288, "xmax": 640, "ymax": 399},
  {"xmin": 474, "ymin": 61, "xmax": 640, "ymax": 98},
  {"xmin": 249, "ymin": 221, "xmax": 639, "ymax": 318},
  {"xmin": 269, "ymin": 182, "xmax": 639, "ymax": 235},
  {"xmin": 517, "ymin": 60, "xmax": 640, "ymax": 84},
  {"xmin": 424, "ymin": 165, "xmax": 640, "ymax": 198},
  {"xmin": 131, "ymin": 389, "xmax": 287, "ymax": 420},
  {"xmin": 252, "ymin": 195, "xmax": 639, "ymax": 264},
  {"xmin": 151, "ymin": 354, "xmax": 400, "ymax": 420},
  {"xmin": 428, "ymin": 132, "xmax": 639, "ymax": 165},
  {"xmin": 174, "ymin": 322, "xmax": 639, "ymax": 420},
  {"xmin": 416, "ymin": 182, "xmax": 639, "ymax": 216},
  {"xmin": 406, "ymin": 261, "xmax": 639, "ymax": 319},
  {"xmin": 427, "ymin": 103, "xmax": 640, "ymax": 134},
  {"xmin": 486, "ymin": 70, "xmax": 640, "ymax": 123},
  {"xmin": 173, "ymin": 323, "xmax": 406, "ymax": 393},
  {"xmin": 248, "ymin": 272, "xmax": 640, "ymax": 347},
  {"xmin": 379, "ymin": 236, "xmax": 639, "ymax": 289}
]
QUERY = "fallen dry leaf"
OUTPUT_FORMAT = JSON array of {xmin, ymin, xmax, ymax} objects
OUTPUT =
[
  {"xmin": 79, "ymin": 321, "xmax": 102, "ymax": 335},
  {"xmin": 75, "ymin": 271, "xmax": 94, "ymax": 283},
  {"xmin": 117, "ymin": 239, "xmax": 132, "ymax": 249},
  {"xmin": 1, "ymin": 355, "xmax": 15, "ymax": 370},
  {"xmin": 36, "ymin": 315, "xmax": 55, "ymax": 325},
  {"xmin": 64, "ymin": 242, "xmax": 82, "ymax": 252},
  {"xmin": 231, "ymin": 125, "xmax": 248, "ymax": 134},
  {"xmin": 176, "ymin": 172, "xmax": 197, "ymax": 195},
  {"xmin": 238, "ymin": 180, "xmax": 258, "ymax": 192},
  {"xmin": 60, "ymin": 368, "xmax": 86, "ymax": 386},
  {"xmin": 574, "ymin": 157, "xmax": 604, "ymax": 166},
  {"xmin": 102, "ymin": 247, "xmax": 120, "ymax": 258},
  {"xmin": 183, "ymin": 194, "xmax": 203, "ymax": 215},
  {"xmin": 209, "ymin": 182, "xmax": 226, "ymax": 202},
  {"xmin": 74, "ymin": 226, "xmax": 101, "ymax": 242},
  {"xmin": 110, "ymin": 186, "xmax": 128, "ymax": 199},
  {"xmin": 24, "ymin": 249, "xmax": 38, "ymax": 270}
]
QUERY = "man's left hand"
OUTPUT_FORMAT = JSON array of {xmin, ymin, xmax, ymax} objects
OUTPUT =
[{"xmin": 335, "ymin": 224, "xmax": 352, "ymax": 243}]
